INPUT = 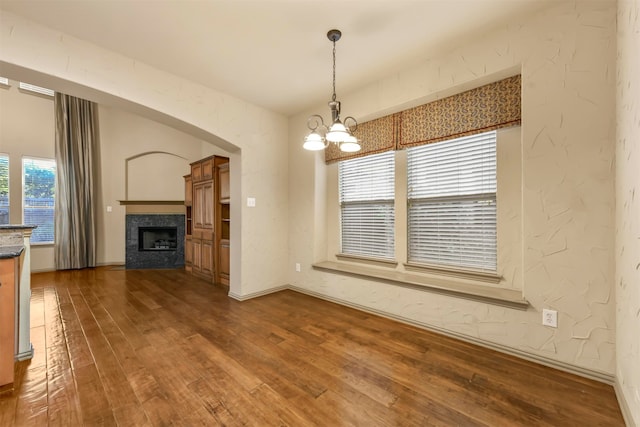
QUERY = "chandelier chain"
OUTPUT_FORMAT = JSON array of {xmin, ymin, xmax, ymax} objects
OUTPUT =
[{"xmin": 332, "ymin": 39, "xmax": 337, "ymax": 102}]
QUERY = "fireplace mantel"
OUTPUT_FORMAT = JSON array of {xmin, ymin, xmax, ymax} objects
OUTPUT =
[{"xmin": 118, "ymin": 200, "xmax": 184, "ymax": 205}]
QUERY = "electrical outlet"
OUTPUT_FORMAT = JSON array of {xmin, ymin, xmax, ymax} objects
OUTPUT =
[
  {"xmin": 542, "ymin": 309, "xmax": 558, "ymax": 328},
  {"xmin": 295, "ymin": 263, "xmax": 301, "ymax": 272}
]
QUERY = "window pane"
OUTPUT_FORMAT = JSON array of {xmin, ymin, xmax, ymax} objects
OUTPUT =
[
  {"xmin": 23, "ymin": 158, "xmax": 56, "ymax": 243},
  {"xmin": 0, "ymin": 155, "xmax": 8, "ymax": 225},
  {"xmin": 339, "ymin": 151, "xmax": 395, "ymax": 259},
  {"xmin": 408, "ymin": 196, "xmax": 497, "ymax": 270},
  {"xmin": 407, "ymin": 131, "xmax": 497, "ymax": 271}
]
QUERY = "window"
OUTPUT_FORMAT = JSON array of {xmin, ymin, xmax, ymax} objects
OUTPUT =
[
  {"xmin": 0, "ymin": 155, "xmax": 8, "ymax": 225},
  {"xmin": 18, "ymin": 82, "xmax": 54, "ymax": 97},
  {"xmin": 339, "ymin": 151, "xmax": 395, "ymax": 259},
  {"xmin": 23, "ymin": 158, "xmax": 56, "ymax": 244},
  {"xmin": 407, "ymin": 131, "xmax": 497, "ymax": 272}
]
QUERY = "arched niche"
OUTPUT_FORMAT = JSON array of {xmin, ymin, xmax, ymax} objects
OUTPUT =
[{"xmin": 125, "ymin": 151, "xmax": 190, "ymax": 201}]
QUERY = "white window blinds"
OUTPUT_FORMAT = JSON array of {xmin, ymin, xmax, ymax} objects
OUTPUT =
[
  {"xmin": 407, "ymin": 131, "xmax": 497, "ymax": 271},
  {"xmin": 339, "ymin": 151, "xmax": 395, "ymax": 259}
]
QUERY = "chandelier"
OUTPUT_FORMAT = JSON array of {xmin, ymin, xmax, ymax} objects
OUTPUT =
[{"xmin": 303, "ymin": 29, "xmax": 361, "ymax": 153}]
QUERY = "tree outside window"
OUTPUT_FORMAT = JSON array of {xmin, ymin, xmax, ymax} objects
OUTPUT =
[
  {"xmin": 0, "ymin": 155, "xmax": 8, "ymax": 225},
  {"xmin": 23, "ymin": 158, "xmax": 56, "ymax": 243}
]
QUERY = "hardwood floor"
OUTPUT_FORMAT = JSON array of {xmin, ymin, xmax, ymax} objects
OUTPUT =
[{"xmin": 0, "ymin": 267, "xmax": 624, "ymax": 426}]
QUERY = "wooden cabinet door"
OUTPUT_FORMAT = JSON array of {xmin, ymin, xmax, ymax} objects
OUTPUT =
[
  {"xmin": 191, "ymin": 162, "xmax": 202, "ymax": 182},
  {"xmin": 185, "ymin": 236, "xmax": 193, "ymax": 268},
  {"xmin": 219, "ymin": 240, "xmax": 230, "ymax": 278},
  {"xmin": 0, "ymin": 258, "xmax": 17, "ymax": 389},
  {"xmin": 194, "ymin": 181, "xmax": 213, "ymax": 229},
  {"xmin": 192, "ymin": 238, "xmax": 202, "ymax": 273},
  {"xmin": 218, "ymin": 163, "xmax": 230, "ymax": 203},
  {"xmin": 201, "ymin": 239, "xmax": 214, "ymax": 277},
  {"xmin": 202, "ymin": 181, "xmax": 214, "ymax": 229},
  {"xmin": 202, "ymin": 158, "xmax": 214, "ymax": 180},
  {"xmin": 184, "ymin": 175, "xmax": 193, "ymax": 206}
]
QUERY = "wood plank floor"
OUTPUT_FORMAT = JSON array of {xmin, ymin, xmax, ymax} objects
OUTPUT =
[{"xmin": 0, "ymin": 267, "xmax": 624, "ymax": 426}]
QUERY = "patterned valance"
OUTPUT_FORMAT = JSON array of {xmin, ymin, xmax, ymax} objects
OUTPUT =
[
  {"xmin": 399, "ymin": 75, "xmax": 521, "ymax": 149},
  {"xmin": 324, "ymin": 75, "xmax": 521, "ymax": 163},
  {"xmin": 325, "ymin": 113, "xmax": 400, "ymax": 164}
]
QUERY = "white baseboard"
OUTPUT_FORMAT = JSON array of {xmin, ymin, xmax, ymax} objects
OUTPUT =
[
  {"xmin": 31, "ymin": 267, "xmax": 56, "ymax": 273},
  {"xmin": 15, "ymin": 344, "xmax": 34, "ymax": 361},
  {"xmin": 228, "ymin": 285, "xmax": 289, "ymax": 301},
  {"xmin": 31, "ymin": 263, "xmax": 125, "ymax": 274},
  {"xmin": 614, "ymin": 378, "xmax": 637, "ymax": 427}
]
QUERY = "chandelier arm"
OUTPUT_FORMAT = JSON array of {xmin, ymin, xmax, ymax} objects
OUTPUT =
[
  {"xmin": 306, "ymin": 114, "xmax": 326, "ymax": 131},
  {"xmin": 343, "ymin": 116, "xmax": 358, "ymax": 133}
]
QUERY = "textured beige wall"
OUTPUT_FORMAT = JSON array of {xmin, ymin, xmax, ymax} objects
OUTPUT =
[
  {"xmin": 0, "ymin": 80, "xmax": 55, "ymax": 272},
  {"xmin": 288, "ymin": 0, "xmax": 616, "ymax": 376},
  {"xmin": 126, "ymin": 153, "xmax": 190, "ymax": 201},
  {"xmin": 616, "ymin": 0, "xmax": 640, "ymax": 424},
  {"xmin": 0, "ymin": 10, "xmax": 290, "ymax": 296}
]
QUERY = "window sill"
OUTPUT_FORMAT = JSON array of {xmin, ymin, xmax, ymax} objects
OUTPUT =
[
  {"xmin": 404, "ymin": 262, "xmax": 502, "ymax": 284},
  {"xmin": 312, "ymin": 260, "xmax": 529, "ymax": 310},
  {"xmin": 30, "ymin": 242, "xmax": 54, "ymax": 247},
  {"xmin": 335, "ymin": 253, "xmax": 398, "ymax": 268}
]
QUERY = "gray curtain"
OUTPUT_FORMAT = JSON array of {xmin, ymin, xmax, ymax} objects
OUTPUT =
[{"xmin": 54, "ymin": 93, "xmax": 99, "ymax": 270}]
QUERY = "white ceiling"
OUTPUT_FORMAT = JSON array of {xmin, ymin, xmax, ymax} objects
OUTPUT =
[{"xmin": 0, "ymin": 0, "xmax": 553, "ymax": 116}]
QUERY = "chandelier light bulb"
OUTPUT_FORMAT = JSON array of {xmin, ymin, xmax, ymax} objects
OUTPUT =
[
  {"xmin": 303, "ymin": 132, "xmax": 326, "ymax": 151},
  {"xmin": 339, "ymin": 134, "xmax": 361, "ymax": 152},
  {"xmin": 326, "ymin": 121, "xmax": 349, "ymax": 143}
]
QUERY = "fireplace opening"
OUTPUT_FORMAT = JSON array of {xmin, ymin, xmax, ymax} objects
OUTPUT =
[{"xmin": 138, "ymin": 226, "xmax": 178, "ymax": 251}]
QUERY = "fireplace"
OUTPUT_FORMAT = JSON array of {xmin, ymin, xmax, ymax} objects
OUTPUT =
[
  {"xmin": 126, "ymin": 214, "xmax": 184, "ymax": 269},
  {"xmin": 138, "ymin": 227, "xmax": 178, "ymax": 251}
]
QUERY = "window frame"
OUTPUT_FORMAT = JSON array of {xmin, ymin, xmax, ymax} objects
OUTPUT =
[
  {"xmin": 338, "ymin": 150, "xmax": 396, "ymax": 262},
  {"xmin": 406, "ymin": 131, "xmax": 498, "ymax": 274}
]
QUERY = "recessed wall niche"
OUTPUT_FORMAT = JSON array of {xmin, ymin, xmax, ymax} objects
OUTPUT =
[{"xmin": 125, "ymin": 152, "xmax": 190, "ymax": 201}]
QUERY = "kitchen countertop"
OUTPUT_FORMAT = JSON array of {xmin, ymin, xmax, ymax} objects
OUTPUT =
[
  {"xmin": 0, "ymin": 225, "xmax": 37, "ymax": 230},
  {"xmin": 0, "ymin": 246, "xmax": 25, "ymax": 259}
]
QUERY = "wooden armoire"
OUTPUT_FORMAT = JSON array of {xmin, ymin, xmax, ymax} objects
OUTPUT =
[{"xmin": 184, "ymin": 155, "xmax": 230, "ymax": 285}]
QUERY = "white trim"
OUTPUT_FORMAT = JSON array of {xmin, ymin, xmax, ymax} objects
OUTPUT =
[
  {"xmin": 15, "ymin": 344, "xmax": 33, "ymax": 361},
  {"xmin": 614, "ymin": 378, "xmax": 638, "ymax": 427},
  {"xmin": 228, "ymin": 285, "xmax": 288, "ymax": 301}
]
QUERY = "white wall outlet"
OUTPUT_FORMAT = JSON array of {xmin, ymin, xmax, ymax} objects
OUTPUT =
[
  {"xmin": 542, "ymin": 309, "xmax": 558, "ymax": 328},
  {"xmin": 106, "ymin": 205, "xmax": 113, "ymax": 212},
  {"xmin": 295, "ymin": 263, "xmax": 301, "ymax": 272},
  {"xmin": 247, "ymin": 197, "xmax": 256, "ymax": 207}
]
